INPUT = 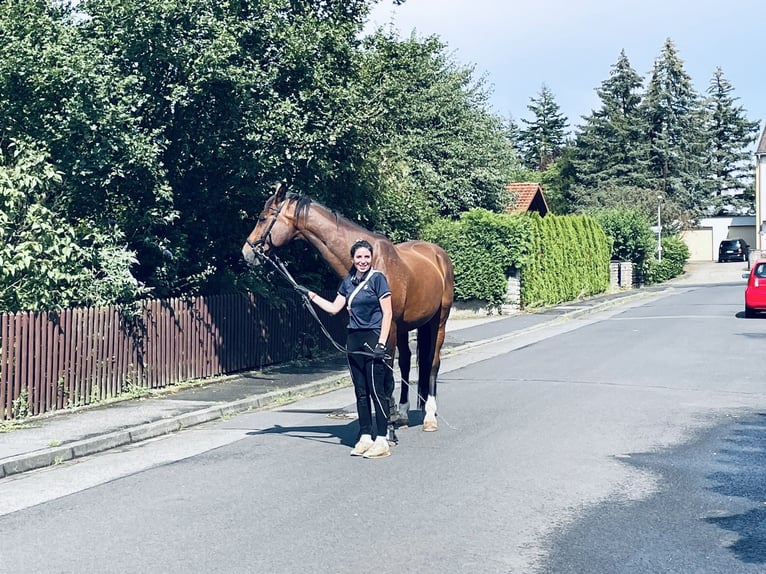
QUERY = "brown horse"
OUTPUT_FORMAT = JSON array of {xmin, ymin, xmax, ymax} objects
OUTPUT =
[{"xmin": 242, "ymin": 183, "xmax": 454, "ymax": 431}]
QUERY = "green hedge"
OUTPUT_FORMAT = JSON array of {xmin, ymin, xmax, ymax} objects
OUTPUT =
[
  {"xmin": 521, "ymin": 213, "xmax": 611, "ymax": 307},
  {"xmin": 422, "ymin": 210, "xmax": 530, "ymax": 306},
  {"xmin": 643, "ymin": 235, "xmax": 690, "ymax": 284},
  {"xmin": 591, "ymin": 208, "xmax": 654, "ymax": 265},
  {"xmin": 422, "ymin": 210, "xmax": 611, "ymax": 309}
]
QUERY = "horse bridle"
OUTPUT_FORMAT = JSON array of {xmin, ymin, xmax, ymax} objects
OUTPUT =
[
  {"xmin": 243, "ymin": 197, "xmax": 351, "ymax": 355},
  {"xmin": 245, "ymin": 199, "xmax": 285, "ymax": 259}
]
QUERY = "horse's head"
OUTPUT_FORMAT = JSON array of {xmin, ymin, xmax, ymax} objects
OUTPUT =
[{"xmin": 242, "ymin": 182, "xmax": 301, "ymax": 266}]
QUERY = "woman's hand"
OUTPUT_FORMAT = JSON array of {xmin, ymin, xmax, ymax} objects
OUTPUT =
[{"xmin": 373, "ymin": 342, "xmax": 387, "ymax": 361}]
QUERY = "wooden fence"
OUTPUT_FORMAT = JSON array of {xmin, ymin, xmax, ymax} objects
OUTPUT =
[{"xmin": 0, "ymin": 291, "xmax": 346, "ymax": 420}]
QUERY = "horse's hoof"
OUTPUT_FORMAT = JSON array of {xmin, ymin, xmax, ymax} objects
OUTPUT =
[{"xmin": 423, "ymin": 419, "xmax": 438, "ymax": 432}]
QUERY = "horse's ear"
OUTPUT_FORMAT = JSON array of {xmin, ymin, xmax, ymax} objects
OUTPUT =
[{"xmin": 274, "ymin": 181, "xmax": 287, "ymax": 202}]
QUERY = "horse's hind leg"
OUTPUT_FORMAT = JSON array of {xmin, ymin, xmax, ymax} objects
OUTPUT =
[
  {"xmin": 394, "ymin": 328, "xmax": 411, "ymax": 426},
  {"xmin": 416, "ymin": 317, "xmax": 439, "ymax": 431},
  {"xmin": 422, "ymin": 305, "xmax": 450, "ymax": 432}
]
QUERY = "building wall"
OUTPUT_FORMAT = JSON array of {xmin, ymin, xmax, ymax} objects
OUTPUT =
[
  {"xmin": 758, "ymin": 153, "xmax": 766, "ymax": 250},
  {"xmin": 681, "ymin": 228, "xmax": 713, "ymax": 261},
  {"xmin": 683, "ymin": 216, "xmax": 755, "ymax": 261}
]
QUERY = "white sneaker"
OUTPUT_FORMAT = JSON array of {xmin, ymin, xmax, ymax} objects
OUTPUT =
[
  {"xmin": 362, "ymin": 440, "xmax": 391, "ymax": 459},
  {"xmin": 350, "ymin": 438, "xmax": 374, "ymax": 456}
]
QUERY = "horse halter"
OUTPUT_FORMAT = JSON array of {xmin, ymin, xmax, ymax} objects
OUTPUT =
[{"xmin": 245, "ymin": 199, "xmax": 285, "ymax": 259}]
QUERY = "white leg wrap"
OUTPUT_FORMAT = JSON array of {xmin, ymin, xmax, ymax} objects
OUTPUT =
[{"xmin": 423, "ymin": 396, "xmax": 437, "ymax": 432}]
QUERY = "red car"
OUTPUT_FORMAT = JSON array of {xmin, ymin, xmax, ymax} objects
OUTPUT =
[{"xmin": 743, "ymin": 259, "xmax": 766, "ymax": 317}]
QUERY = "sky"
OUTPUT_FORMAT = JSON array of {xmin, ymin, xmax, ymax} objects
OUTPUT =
[{"xmin": 364, "ymin": 0, "xmax": 766, "ymax": 140}]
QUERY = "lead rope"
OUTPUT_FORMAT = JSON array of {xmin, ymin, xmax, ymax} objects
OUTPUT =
[
  {"xmin": 255, "ymin": 250, "xmax": 454, "ymax": 430},
  {"xmin": 263, "ymin": 253, "xmax": 349, "ymax": 354}
]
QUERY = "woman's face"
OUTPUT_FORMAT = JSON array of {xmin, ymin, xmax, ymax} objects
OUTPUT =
[{"xmin": 353, "ymin": 247, "xmax": 372, "ymax": 274}]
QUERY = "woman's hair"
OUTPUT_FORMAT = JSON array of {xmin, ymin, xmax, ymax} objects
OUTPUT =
[{"xmin": 350, "ymin": 239, "xmax": 373, "ymax": 258}]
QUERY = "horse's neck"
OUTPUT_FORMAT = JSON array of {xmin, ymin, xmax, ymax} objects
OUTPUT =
[{"xmin": 296, "ymin": 204, "xmax": 371, "ymax": 278}]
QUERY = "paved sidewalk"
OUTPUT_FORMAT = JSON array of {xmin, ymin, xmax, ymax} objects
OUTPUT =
[{"xmin": 0, "ymin": 261, "xmax": 744, "ymax": 478}]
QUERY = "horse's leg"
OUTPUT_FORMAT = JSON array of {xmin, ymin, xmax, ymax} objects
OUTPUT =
[
  {"xmin": 422, "ymin": 305, "xmax": 450, "ymax": 432},
  {"xmin": 395, "ymin": 328, "xmax": 411, "ymax": 426},
  {"xmin": 416, "ymin": 317, "xmax": 438, "ymax": 431}
]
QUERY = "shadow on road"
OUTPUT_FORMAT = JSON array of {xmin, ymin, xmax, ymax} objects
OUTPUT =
[
  {"xmin": 704, "ymin": 413, "xmax": 766, "ymax": 565},
  {"xmin": 541, "ymin": 412, "xmax": 766, "ymax": 573},
  {"xmin": 248, "ymin": 422, "xmax": 358, "ymax": 448}
]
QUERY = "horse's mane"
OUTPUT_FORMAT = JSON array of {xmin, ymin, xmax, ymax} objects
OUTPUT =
[{"xmin": 285, "ymin": 191, "xmax": 390, "ymax": 242}]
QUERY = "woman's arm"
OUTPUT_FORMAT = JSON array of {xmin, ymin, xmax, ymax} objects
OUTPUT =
[
  {"xmin": 378, "ymin": 294, "xmax": 392, "ymax": 345},
  {"xmin": 308, "ymin": 291, "xmax": 346, "ymax": 315}
]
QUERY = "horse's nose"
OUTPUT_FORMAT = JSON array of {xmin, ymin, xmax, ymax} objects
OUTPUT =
[{"xmin": 242, "ymin": 245, "xmax": 260, "ymax": 266}]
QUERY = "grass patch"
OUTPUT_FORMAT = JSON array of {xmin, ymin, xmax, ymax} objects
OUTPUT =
[{"xmin": 0, "ymin": 419, "xmax": 34, "ymax": 433}]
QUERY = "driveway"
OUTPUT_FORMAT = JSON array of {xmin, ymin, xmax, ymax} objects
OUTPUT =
[{"xmin": 673, "ymin": 260, "xmax": 749, "ymax": 285}]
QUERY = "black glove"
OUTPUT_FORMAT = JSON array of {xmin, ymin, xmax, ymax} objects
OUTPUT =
[
  {"xmin": 373, "ymin": 342, "xmax": 387, "ymax": 361},
  {"xmin": 294, "ymin": 285, "xmax": 310, "ymax": 298}
]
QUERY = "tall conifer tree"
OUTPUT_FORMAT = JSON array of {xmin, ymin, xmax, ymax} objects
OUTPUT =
[
  {"xmin": 642, "ymin": 38, "xmax": 707, "ymax": 215},
  {"xmin": 518, "ymin": 84, "xmax": 569, "ymax": 171},
  {"xmin": 573, "ymin": 50, "xmax": 649, "ymax": 191},
  {"xmin": 703, "ymin": 67, "xmax": 760, "ymax": 214}
]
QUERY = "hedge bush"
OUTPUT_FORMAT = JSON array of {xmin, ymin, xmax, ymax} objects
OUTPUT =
[
  {"xmin": 422, "ymin": 210, "xmax": 611, "ymax": 309},
  {"xmin": 521, "ymin": 213, "xmax": 611, "ymax": 307},
  {"xmin": 422, "ymin": 210, "xmax": 530, "ymax": 306},
  {"xmin": 643, "ymin": 235, "xmax": 690, "ymax": 284},
  {"xmin": 591, "ymin": 208, "xmax": 654, "ymax": 265}
]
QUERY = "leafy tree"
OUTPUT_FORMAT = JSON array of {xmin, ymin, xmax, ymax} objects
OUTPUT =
[
  {"xmin": 703, "ymin": 67, "xmax": 760, "ymax": 215},
  {"xmin": 0, "ymin": 140, "xmax": 147, "ymax": 312},
  {"xmin": 78, "ymin": 0, "xmax": 376, "ymax": 294},
  {"xmin": 642, "ymin": 39, "xmax": 707, "ymax": 215},
  {"xmin": 518, "ymin": 84, "xmax": 569, "ymax": 171},
  {"xmin": 574, "ymin": 183, "xmax": 689, "ymax": 233},
  {"xmin": 0, "ymin": 0, "xmax": 174, "ymax": 294},
  {"xmin": 358, "ymin": 31, "xmax": 519, "ymax": 227},
  {"xmin": 1, "ymin": 0, "xmax": 527, "ymax": 303}
]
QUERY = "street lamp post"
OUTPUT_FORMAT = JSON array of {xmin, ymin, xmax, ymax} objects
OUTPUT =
[{"xmin": 657, "ymin": 196, "xmax": 662, "ymax": 263}]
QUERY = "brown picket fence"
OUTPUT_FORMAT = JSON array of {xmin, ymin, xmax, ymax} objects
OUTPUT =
[{"xmin": 0, "ymin": 291, "xmax": 345, "ymax": 420}]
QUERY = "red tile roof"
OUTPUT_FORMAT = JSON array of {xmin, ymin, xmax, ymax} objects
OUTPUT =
[{"xmin": 505, "ymin": 183, "xmax": 549, "ymax": 215}]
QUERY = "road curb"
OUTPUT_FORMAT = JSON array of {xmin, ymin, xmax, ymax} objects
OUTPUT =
[
  {"xmin": 0, "ymin": 376, "xmax": 350, "ymax": 479},
  {"xmin": 443, "ymin": 289, "xmax": 659, "ymax": 359}
]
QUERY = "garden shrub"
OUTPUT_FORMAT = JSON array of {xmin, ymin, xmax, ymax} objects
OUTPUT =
[
  {"xmin": 423, "ymin": 210, "xmax": 611, "ymax": 309},
  {"xmin": 643, "ymin": 235, "xmax": 690, "ymax": 284},
  {"xmin": 591, "ymin": 208, "xmax": 653, "ymax": 265}
]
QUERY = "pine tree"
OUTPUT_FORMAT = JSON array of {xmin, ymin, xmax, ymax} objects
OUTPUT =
[
  {"xmin": 572, "ymin": 50, "xmax": 650, "ymax": 192},
  {"xmin": 703, "ymin": 67, "xmax": 760, "ymax": 215},
  {"xmin": 518, "ymin": 84, "xmax": 569, "ymax": 171},
  {"xmin": 504, "ymin": 114, "xmax": 523, "ymax": 156},
  {"xmin": 642, "ymin": 39, "xmax": 707, "ymax": 214}
]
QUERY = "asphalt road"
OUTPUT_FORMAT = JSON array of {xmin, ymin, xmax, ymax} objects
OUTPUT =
[{"xmin": 1, "ymin": 269, "xmax": 764, "ymax": 573}]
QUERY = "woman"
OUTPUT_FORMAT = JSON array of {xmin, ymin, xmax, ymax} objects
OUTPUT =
[{"xmin": 301, "ymin": 239, "xmax": 393, "ymax": 459}]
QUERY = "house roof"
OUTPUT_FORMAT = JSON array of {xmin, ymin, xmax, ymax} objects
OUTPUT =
[
  {"xmin": 757, "ymin": 124, "xmax": 766, "ymax": 156},
  {"xmin": 505, "ymin": 182, "xmax": 549, "ymax": 215}
]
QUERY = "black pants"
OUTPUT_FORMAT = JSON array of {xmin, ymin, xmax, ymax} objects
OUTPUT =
[{"xmin": 346, "ymin": 329, "xmax": 391, "ymax": 438}]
